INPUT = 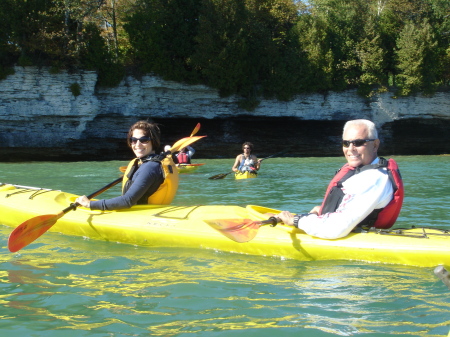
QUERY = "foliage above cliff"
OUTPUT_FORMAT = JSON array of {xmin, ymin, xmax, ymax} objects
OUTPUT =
[{"xmin": 0, "ymin": 0, "xmax": 449, "ymax": 102}]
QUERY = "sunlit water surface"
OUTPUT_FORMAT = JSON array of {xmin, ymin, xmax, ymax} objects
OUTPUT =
[{"xmin": 0, "ymin": 156, "xmax": 449, "ymax": 336}]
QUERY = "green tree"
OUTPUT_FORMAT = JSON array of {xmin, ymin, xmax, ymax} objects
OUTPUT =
[
  {"xmin": 125, "ymin": 0, "xmax": 202, "ymax": 82},
  {"xmin": 298, "ymin": 0, "xmax": 373, "ymax": 91},
  {"xmin": 355, "ymin": 19, "xmax": 387, "ymax": 96},
  {"xmin": 190, "ymin": 0, "xmax": 248, "ymax": 96},
  {"xmin": 248, "ymin": 0, "xmax": 306, "ymax": 101},
  {"xmin": 192, "ymin": 0, "xmax": 302, "ymax": 105},
  {"xmin": 0, "ymin": 0, "xmax": 55, "ymax": 66},
  {"xmin": 427, "ymin": 0, "xmax": 450, "ymax": 88},
  {"xmin": 374, "ymin": 0, "xmax": 437, "ymax": 88},
  {"xmin": 295, "ymin": 12, "xmax": 334, "ymax": 92},
  {"xmin": 396, "ymin": 19, "xmax": 438, "ymax": 96},
  {"xmin": 95, "ymin": 0, "xmax": 136, "ymax": 63}
]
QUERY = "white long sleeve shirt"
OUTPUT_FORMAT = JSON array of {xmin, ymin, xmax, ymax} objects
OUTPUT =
[
  {"xmin": 186, "ymin": 146, "xmax": 195, "ymax": 159},
  {"xmin": 297, "ymin": 158, "xmax": 394, "ymax": 239}
]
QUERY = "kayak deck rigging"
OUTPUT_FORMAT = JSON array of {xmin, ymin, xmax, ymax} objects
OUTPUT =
[
  {"xmin": 2, "ymin": 185, "xmax": 55, "ymax": 199},
  {"xmin": 361, "ymin": 226, "xmax": 450, "ymax": 239},
  {"xmin": 2, "ymin": 183, "xmax": 203, "ymax": 220}
]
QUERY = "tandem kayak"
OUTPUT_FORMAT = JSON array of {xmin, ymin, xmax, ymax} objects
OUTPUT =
[
  {"xmin": 1, "ymin": 183, "xmax": 449, "ymax": 268},
  {"xmin": 177, "ymin": 163, "xmax": 205, "ymax": 173},
  {"xmin": 235, "ymin": 171, "xmax": 257, "ymax": 179}
]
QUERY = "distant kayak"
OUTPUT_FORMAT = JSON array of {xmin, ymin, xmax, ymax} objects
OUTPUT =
[
  {"xmin": 177, "ymin": 163, "xmax": 205, "ymax": 173},
  {"xmin": 235, "ymin": 171, "xmax": 257, "ymax": 179}
]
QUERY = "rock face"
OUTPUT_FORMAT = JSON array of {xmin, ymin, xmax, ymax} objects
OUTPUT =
[{"xmin": 0, "ymin": 66, "xmax": 449, "ymax": 161}]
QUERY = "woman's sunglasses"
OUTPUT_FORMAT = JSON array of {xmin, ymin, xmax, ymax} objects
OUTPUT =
[
  {"xmin": 130, "ymin": 136, "xmax": 151, "ymax": 144},
  {"xmin": 342, "ymin": 139, "xmax": 375, "ymax": 148}
]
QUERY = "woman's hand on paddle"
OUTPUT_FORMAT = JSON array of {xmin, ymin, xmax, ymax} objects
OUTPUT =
[
  {"xmin": 75, "ymin": 195, "xmax": 91, "ymax": 208},
  {"xmin": 255, "ymin": 158, "xmax": 262, "ymax": 170},
  {"xmin": 277, "ymin": 211, "xmax": 295, "ymax": 226}
]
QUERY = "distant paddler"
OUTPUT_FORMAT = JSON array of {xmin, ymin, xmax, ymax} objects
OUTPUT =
[
  {"xmin": 176, "ymin": 146, "xmax": 195, "ymax": 165},
  {"xmin": 232, "ymin": 142, "xmax": 261, "ymax": 175}
]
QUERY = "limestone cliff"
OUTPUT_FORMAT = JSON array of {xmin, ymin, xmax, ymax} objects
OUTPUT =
[{"xmin": 0, "ymin": 66, "xmax": 449, "ymax": 161}]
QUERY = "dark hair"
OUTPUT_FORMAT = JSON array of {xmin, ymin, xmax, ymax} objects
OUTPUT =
[
  {"xmin": 242, "ymin": 142, "xmax": 254, "ymax": 153},
  {"xmin": 127, "ymin": 121, "xmax": 161, "ymax": 151}
]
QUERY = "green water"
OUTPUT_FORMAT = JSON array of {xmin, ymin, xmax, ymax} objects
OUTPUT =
[{"xmin": 0, "ymin": 156, "xmax": 449, "ymax": 336}]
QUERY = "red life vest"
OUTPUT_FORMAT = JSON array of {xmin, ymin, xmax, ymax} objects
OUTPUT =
[
  {"xmin": 319, "ymin": 158, "xmax": 404, "ymax": 229},
  {"xmin": 176, "ymin": 151, "xmax": 190, "ymax": 164}
]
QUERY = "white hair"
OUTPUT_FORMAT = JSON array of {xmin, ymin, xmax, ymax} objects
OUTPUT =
[{"xmin": 343, "ymin": 119, "xmax": 378, "ymax": 139}]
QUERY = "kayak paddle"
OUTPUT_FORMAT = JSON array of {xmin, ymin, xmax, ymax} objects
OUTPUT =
[
  {"xmin": 204, "ymin": 217, "xmax": 281, "ymax": 242},
  {"xmin": 169, "ymin": 124, "xmax": 204, "ymax": 153},
  {"xmin": 208, "ymin": 170, "xmax": 234, "ymax": 180},
  {"xmin": 208, "ymin": 151, "xmax": 288, "ymax": 180},
  {"xmin": 8, "ymin": 177, "xmax": 123, "ymax": 252},
  {"xmin": 190, "ymin": 123, "xmax": 201, "ymax": 137},
  {"xmin": 8, "ymin": 134, "xmax": 206, "ymax": 252}
]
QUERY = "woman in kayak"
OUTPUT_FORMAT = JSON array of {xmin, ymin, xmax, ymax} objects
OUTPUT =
[
  {"xmin": 231, "ymin": 142, "xmax": 262, "ymax": 173},
  {"xmin": 75, "ymin": 121, "xmax": 178, "ymax": 210}
]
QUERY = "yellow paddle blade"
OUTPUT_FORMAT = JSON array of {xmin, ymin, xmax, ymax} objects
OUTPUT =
[
  {"xmin": 190, "ymin": 123, "xmax": 201, "ymax": 137},
  {"xmin": 204, "ymin": 219, "xmax": 261, "ymax": 243},
  {"xmin": 178, "ymin": 163, "xmax": 205, "ymax": 167},
  {"xmin": 204, "ymin": 216, "xmax": 280, "ymax": 243},
  {"xmin": 170, "ymin": 136, "xmax": 206, "ymax": 153},
  {"xmin": 8, "ymin": 177, "xmax": 123, "ymax": 252},
  {"xmin": 8, "ymin": 212, "xmax": 64, "ymax": 252}
]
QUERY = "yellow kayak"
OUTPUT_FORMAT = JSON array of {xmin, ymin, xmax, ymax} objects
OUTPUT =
[
  {"xmin": 1, "ymin": 183, "xmax": 449, "ymax": 268},
  {"xmin": 177, "ymin": 163, "xmax": 205, "ymax": 173},
  {"xmin": 235, "ymin": 171, "xmax": 257, "ymax": 179}
]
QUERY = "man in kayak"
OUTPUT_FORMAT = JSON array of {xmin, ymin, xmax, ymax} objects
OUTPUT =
[
  {"xmin": 75, "ymin": 121, "xmax": 178, "ymax": 210},
  {"xmin": 277, "ymin": 119, "xmax": 403, "ymax": 239},
  {"xmin": 176, "ymin": 146, "xmax": 195, "ymax": 165},
  {"xmin": 232, "ymin": 142, "xmax": 262, "ymax": 173}
]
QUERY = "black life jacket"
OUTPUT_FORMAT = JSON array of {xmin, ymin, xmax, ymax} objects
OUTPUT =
[{"xmin": 319, "ymin": 158, "xmax": 404, "ymax": 229}]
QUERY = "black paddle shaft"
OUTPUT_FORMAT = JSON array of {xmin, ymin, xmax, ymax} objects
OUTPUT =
[
  {"xmin": 260, "ymin": 216, "xmax": 281, "ymax": 227},
  {"xmin": 63, "ymin": 176, "xmax": 123, "ymax": 215},
  {"xmin": 259, "ymin": 151, "xmax": 288, "ymax": 162}
]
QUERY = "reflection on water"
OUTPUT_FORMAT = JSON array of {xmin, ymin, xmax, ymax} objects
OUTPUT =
[
  {"xmin": 1, "ymin": 227, "xmax": 450, "ymax": 336},
  {"xmin": 1, "ymin": 156, "xmax": 450, "ymax": 336}
]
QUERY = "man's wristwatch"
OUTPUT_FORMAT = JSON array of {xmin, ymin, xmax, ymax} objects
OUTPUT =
[{"xmin": 293, "ymin": 213, "xmax": 309, "ymax": 228}]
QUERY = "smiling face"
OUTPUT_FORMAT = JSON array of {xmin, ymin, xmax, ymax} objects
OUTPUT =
[
  {"xmin": 131, "ymin": 129, "xmax": 154, "ymax": 158},
  {"xmin": 342, "ymin": 124, "xmax": 379, "ymax": 167}
]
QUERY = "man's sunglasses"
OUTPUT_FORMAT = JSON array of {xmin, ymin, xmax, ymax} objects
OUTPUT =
[
  {"xmin": 342, "ymin": 139, "xmax": 376, "ymax": 148},
  {"xmin": 130, "ymin": 136, "xmax": 151, "ymax": 144}
]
